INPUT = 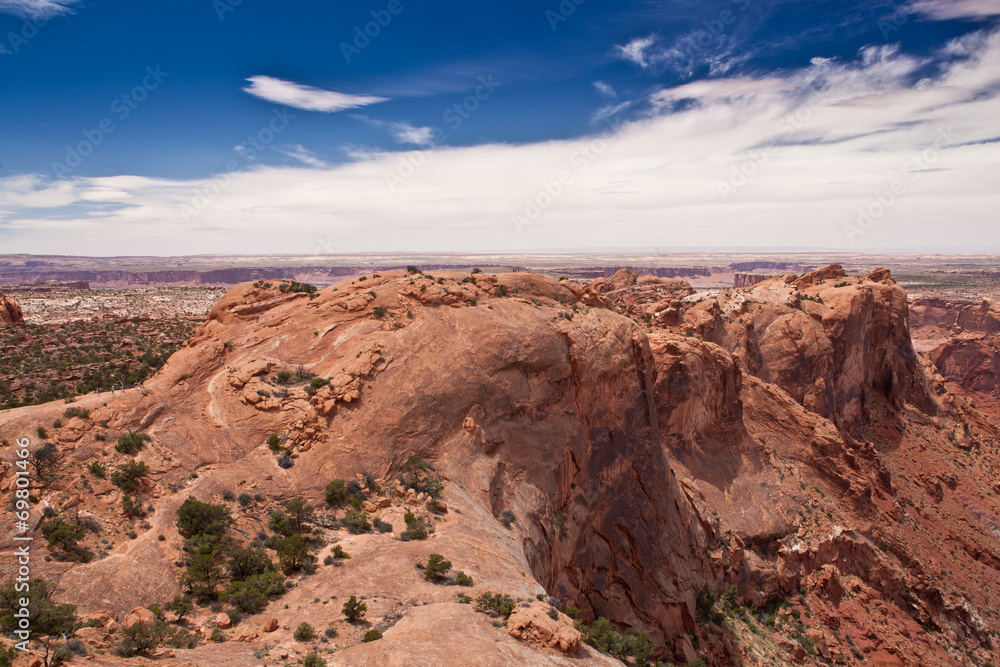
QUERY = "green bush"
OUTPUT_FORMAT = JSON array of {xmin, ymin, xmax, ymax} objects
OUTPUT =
[
  {"xmin": 373, "ymin": 306, "xmax": 387, "ymax": 318},
  {"xmin": 579, "ymin": 617, "xmax": 657, "ymax": 664},
  {"xmin": 342, "ymin": 595, "xmax": 366, "ymax": 622},
  {"xmin": 115, "ymin": 431, "xmax": 148, "ymax": 455},
  {"xmin": 163, "ymin": 595, "xmax": 193, "ymax": 622},
  {"xmin": 87, "ymin": 460, "xmax": 106, "ymax": 478},
  {"xmin": 474, "ymin": 592, "xmax": 515, "ymax": 619},
  {"xmin": 176, "ymin": 497, "xmax": 232, "ymax": 539},
  {"xmin": 110, "ymin": 460, "xmax": 150, "ymax": 492},
  {"xmin": 115, "ymin": 622, "xmax": 167, "ymax": 656},
  {"xmin": 41, "ymin": 517, "xmax": 87, "ymax": 560},
  {"xmin": 363, "ymin": 628, "xmax": 382, "ymax": 642},
  {"xmin": 63, "ymin": 407, "xmax": 90, "ymax": 419},
  {"xmin": 268, "ymin": 433, "xmax": 281, "ymax": 451},
  {"xmin": 332, "ymin": 545, "xmax": 350, "ymax": 560},
  {"xmin": 225, "ymin": 572, "xmax": 286, "ymax": 613},
  {"xmin": 293, "ymin": 622, "xmax": 316, "ymax": 641},
  {"xmin": 302, "ymin": 653, "xmax": 328, "ymax": 667},
  {"xmin": 343, "ymin": 509, "xmax": 371, "ymax": 534},
  {"xmin": 227, "ymin": 547, "xmax": 275, "ymax": 581},
  {"xmin": 275, "ymin": 534, "xmax": 315, "ymax": 574},
  {"xmin": 399, "ymin": 455, "xmax": 444, "ymax": 498},
  {"xmin": 424, "ymin": 554, "xmax": 452, "ymax": 583},
  {"xmin": 455, "ymin": 571, "xmax": 474, "ymax": 587},
  {"xmin": 403, "ymin": 510, "xmax": 427, "ymax": 540},
  {"xmin": 122, "ymin": 495, "xmax": 146, "ymax": 518},
  {"xmin": 325, "ymin": 479, "xmax": 348, "ymax": 506}
]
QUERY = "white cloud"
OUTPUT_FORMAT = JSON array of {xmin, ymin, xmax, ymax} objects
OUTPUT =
[
  {"xmin": 4, "ymin": 29, "xmax": 1000, "ymax": 255},
  {"xmin": 0, "ymin": 0, "xmax": 79, "ymax": 18},
  {"xmin": 615, "ymin": 36, "xmax": 657, "ymax": 68},
  {"xmin": 242, "ymin": 76, "xmax": 387, "ymax": 113},
  {"xmin": 278, "ymin": 145, "xmax": 329, "ymax": 168},
  {"xmin": 909, "ymin": 0, "xmax": 1000, "ymax": 20},
  {"xmin": 358, "ymin": 117, "xmax": 437, "ymax": 146},
  {"xmin": 594, "ymin": 81, "xmax": 618, "ymax": 98}
]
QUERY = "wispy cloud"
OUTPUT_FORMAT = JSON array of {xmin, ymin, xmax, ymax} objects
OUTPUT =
[
  {"xmin": 3, "ymin": 28, "xmax": 1000, "ymax": 254},
  {"xmin": 594, "ymin": 81, "xmax": 617, "ymax": 98},
  {"xmin": 0, "ymin": 0, "xmax": 80, "ymax": 19},
  {"xmin": 909, "ymin": 0, "xmax": 1000, "ymax": 20},
  {"xmin": 615, "ymin": 35, "xmax": 658, "ymax": 69},
  {"xmin": 242, "ymin": 76, "xmax": 387, "ymax": 113},
  {"xmin": 278, "ymin": 145, "xmax": 329, "ymax": 168},
  {"xmin": 357, "ymin": 117, "xmax": 437, "ymax": 146}
]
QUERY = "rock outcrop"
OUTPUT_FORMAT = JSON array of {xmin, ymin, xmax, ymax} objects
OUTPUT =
[{"xmin": 0, "ymin": 291, "xmax": 23, "ymax": 324}]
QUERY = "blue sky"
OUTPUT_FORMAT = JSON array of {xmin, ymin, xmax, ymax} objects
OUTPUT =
[{"xmin": 1, "ymin": 0, "xmax": 999, "ymax": 255}]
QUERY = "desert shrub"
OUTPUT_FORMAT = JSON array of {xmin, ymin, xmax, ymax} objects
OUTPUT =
[
  {"xmin": 293, "ymin": 622, "xmax": 316, "ymax": 641},
  {"xmin": 696, "ymin": 585, "xmax": 718, "ymax": 624},
  {"xmin": 115, "ymin": 431, "xmax": 148, "ymax": 455},
  {"xmin": 363, "ymin": 628, "xmax": 382, "ymax": 642},
  {"xmin": 164, "ymin": 595, "xmax": 193, "ymax": 622},
  {"xmin": 343, "ymin": 509, "xmax": 371, "ymax": 534},
  {"xmin": 282, "ymin": 497, "xmax": 316, "ymax": 533},
  {"xmin": 455, "ymin": 571, "xmax": 474, "ymax": 587},
  {"xmin": 221, "ymin": 490, "xmax": 235, "ymax": 502},
  {"xmin": 403, "ymin": 510, "xmax": 427, "ymax": 540},
  {"xmin": 63, "ymin": 407, "xmax": 90, "ymax": 419},
  {"xmin": 424, "ymin": 554, "xmax": 452, "ymax": 583},
  {"xmin": 332, "ymin": 545, "xmax": 350, "ymax": 560},
  {"xmin": 399, "ymin": 455, "xmax": 444, "ymax": 498},
  {"xmin": 31, "ymin": 442, "xmax": 58, "ymax": 476},
  {"xmin": 110, "ymin": 460, "xmax": 150, "ymax": 492},
  {"xmin": 495, "ymin": 284, "xmax": 509, "ymax": 297},
  {"xmin": 275, "ymin": 534, "xmax": 315, "ymax": 574},
  {"xmin": 227, "ymin": 547, "xmax": 274, "ymax": 581},
  {"xmin": 122, "ymin": 495, "xmax": 146, "ymax": 518},
  {"xmin": 115, "ymin": 622, "xmax": 167, "ymax": 657},
  {"xmin": 579, "ymin": 617, "xmax": 656, "ymax": 664},
  {"xmin": 87, "ymin": 461, "xmax": 106, "ymax": 478},
  {"xmin": 302, "ymin": 653, "xmax": 327, "ymax": 667},
  {"xmin": 36, "ymin": 426, "xmax": 48, "ymax": 439},
  {"xmin": 277, "ymin": 454, "xmax": 294, "ymax": 469},
  {"xmin": 181, "ymin": 553, "xmax": 225, "ymax": 601},
  {"xmin": 176, "ymin": 497, "xmax": 232, "ymax": 539},
  {"xmin": 274, "ymin": 370, "xmax": 293, "ymax": 384},
  {"xmin": 41, "ymin": 517, "xmax": 88, "ymax": 560},
  {"xmin": 374, "ymin": 519, "xmax": 393, "ymax": 533},
  {"xmin": 373, "ymin": 306, "xmax": 387, "ymax": 319},
  {"xmin": 268, "ymin": 433, "xmax": 281, "ymax": 451},
  {"xmin": 564, "ymin": 606, "xmax": 581, "ymax": 621},
  {"xmin": 225, "ymin": 572, "xmax": 286, "ymax": 613},
  {"xmin": 474, "ymin": 592, "xmax": 515, "ymax": 619},
  {"xmin": 342, "ymin": 595, "xmax": 366, "ymax": 622},
  {"xmin": 325, "ymin": 478, "xmax": 348, "ymax": 506},
  {"xmin": 498, "ymin": 509, "xmax": 516, "ymax": 529},
  {"xmin": 238, "ymin": 492, "xmax": 252, "ymax": 507}
]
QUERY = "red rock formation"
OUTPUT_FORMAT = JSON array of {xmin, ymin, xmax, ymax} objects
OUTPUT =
[{"xmin": 0, "ymin": 291, "xmax": 23, "ymax": 324}]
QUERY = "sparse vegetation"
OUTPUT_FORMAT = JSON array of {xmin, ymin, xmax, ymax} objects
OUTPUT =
[
  {"xmin": 342, "ymin": 595, "xmax": 366, "ymax": 622},
  {"xmin": 474, "ymin": 592, "xmax": 515, "ymax": 619},
  {"xmin": 110, "ymin": 460, "xmax": 150, "ymax": 492},
  {"xmin": 423, "ymin": 554, "xmax": 452, "ymax": 583},
  {"xmin": 115, "ymin": 431, "xmax": 148, "ymax": 455},
  {"xmin": 363, "ymin": 628, "xmax": 383, "ymax": 642}
]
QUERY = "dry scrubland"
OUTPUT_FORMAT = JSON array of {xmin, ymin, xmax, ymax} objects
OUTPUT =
[{"xmin": 0, "ymin": 263, "xmax": 998, "ymax": 666}]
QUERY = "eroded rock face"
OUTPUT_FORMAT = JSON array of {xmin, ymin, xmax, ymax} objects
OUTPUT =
[{"xmin": 0, "ymin": 291, "xmax": 23, "ymax": 325}]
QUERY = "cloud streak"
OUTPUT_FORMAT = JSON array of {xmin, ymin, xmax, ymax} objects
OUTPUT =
[
  {"xmin": 242, "ymin": 76, "xmax": 387, "ymax": 113},
  {"xmin": 909, "ymin": 0, "xmax": 1000, "ymax": 20},
  {"xmin": 3, "ymin": 29, "xmax": 1000, "ymax": 255},
  {"xmin": 0, "ymin": 0, "xmax": 80, "ymax": 18}
]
